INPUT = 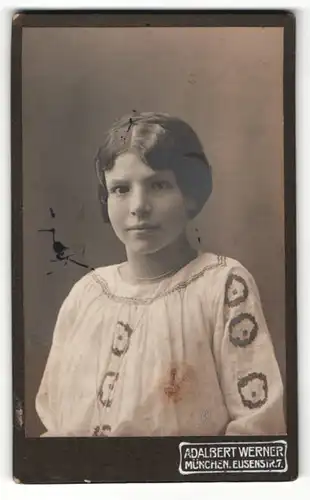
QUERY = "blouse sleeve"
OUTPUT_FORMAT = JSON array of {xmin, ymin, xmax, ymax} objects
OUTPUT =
[
  {"xmin": 35, "ymin": 283, "xmax": 79, "ymax": 437},
  {"xmin": 212, "ymin": 264, "xmax": 286, "ymax": 436}
]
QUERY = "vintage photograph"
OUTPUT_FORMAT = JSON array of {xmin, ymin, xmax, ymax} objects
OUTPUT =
[
  {"xmin": 13, "ymin": 12, "xmax": 296, "ymax": 482},
  {"xmin": 24, "ymin": 24, "xmax": 286, "ymax": 438}
]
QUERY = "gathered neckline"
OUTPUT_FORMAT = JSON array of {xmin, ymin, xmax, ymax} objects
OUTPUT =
[
  {"xmin": 116, "ymin": 253, "xmax": 199, "ymax": 288},
  {"xmin": 90, "ymin": 253, "xmax": 227, "ymax": 305}
]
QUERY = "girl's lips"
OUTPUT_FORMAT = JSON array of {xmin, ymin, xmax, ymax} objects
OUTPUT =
[
  {"xmin": 127, "ymin": 225, "xmax": 159, "ymax": 231},
  {"xmin": 127, "ymin": 226, "xmax": 160, "ymax": 237}
]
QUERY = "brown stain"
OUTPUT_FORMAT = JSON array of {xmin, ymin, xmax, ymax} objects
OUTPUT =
[{"xmin": 162, "ymin": 362, "xmax": 196, "ymax": 404}]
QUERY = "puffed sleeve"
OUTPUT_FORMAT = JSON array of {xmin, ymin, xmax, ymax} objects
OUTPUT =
[
  {"xmin": 212, "ymin": 263, "xmax": 286, "ymax": 435},
  {"xmin": 35, "ymin": 283, "xmax": 79, "ymax": 437}
]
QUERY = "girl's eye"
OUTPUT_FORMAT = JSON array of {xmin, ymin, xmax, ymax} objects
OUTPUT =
[
  {"xmin": 110, "ymin": 185, "xmax": 129, "ymax": 195},
  {"xmin": 152, "ymin": 180, "xmax": 172, "ymax": 191}
]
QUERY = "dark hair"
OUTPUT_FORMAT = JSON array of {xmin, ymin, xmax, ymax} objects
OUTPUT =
[{"xmin": 95, "ymin": 112, "xmax": 212, "ymax": 222}]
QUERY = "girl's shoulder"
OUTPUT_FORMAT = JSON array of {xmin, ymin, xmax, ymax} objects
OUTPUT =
[
  {"xmin": 182, "ymin": 252, "xmax": 258, "ymax": 298},
  {"xmin": 181, "ymin": 252, "xmax": 252, "ymax": 284},
  {"xmin": 64, "ymin": 263, "xmax": 120, "ymax": 303},
  {"xmin": 189, "ymin": 252, "xmax": 259, "ymax": 303}
]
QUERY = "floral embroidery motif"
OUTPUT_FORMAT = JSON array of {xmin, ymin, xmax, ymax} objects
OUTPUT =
[
  {"xmin": 98, "ymin": 371, "xmax": 119, "ymax": 407},
  {"xmin": 111, "ymin": 321, "xmax": 133, "ymax": 357},
  {"xmin": 97, "ymin": 321, "xmax": 133, "ymax": 420},
  {"xmin": 93, "ymin": 424, "xmax": 111, "ymax": 437},
  {"xmin": 229, "ymin": 312, "xmax": 258, "ymax": 347},
  {"xmin": 238, "ymin": 372, "xmax": 268, "ymax": 409},
  {"xmin": 225, "ymin": 273, "xmax": 249, "ymax": 308}
]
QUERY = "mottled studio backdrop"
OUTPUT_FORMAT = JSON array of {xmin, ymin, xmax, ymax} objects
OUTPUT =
[{"xmin": 22, "ymin": 27, "xmax": 285, "ymax": 436}]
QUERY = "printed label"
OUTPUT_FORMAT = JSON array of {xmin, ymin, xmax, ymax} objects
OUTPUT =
[{"xmin": 179, "ymin": 440, "xmax": 288, "ymax": 474}]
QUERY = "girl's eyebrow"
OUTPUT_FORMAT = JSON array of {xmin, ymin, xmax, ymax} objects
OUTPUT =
[
  {"xmin": 107, "ymin": 171, "xmax": 170, "ymax": 184},
  {"xmin": 106, "ymin": 178, "xmax": 129, "ymax": 185}
]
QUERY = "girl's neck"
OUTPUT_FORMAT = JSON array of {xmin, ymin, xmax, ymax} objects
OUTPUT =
[{"xmin": 121, "ymin": 235, "xmax": 198, "ymax": 284}]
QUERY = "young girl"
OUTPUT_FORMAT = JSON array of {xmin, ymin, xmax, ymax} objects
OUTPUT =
[{"xmin": 36, "ymin": 112, "xmax": 286, "ymax": 437}]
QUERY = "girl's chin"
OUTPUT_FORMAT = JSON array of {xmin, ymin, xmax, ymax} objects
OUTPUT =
[
  {"xmin": 126, "ymin": 244, "xmax": 164, "ymax": 256},
  {"xmin": 124, "ymin": 240, "xmax": 170, "ymax": 256}
]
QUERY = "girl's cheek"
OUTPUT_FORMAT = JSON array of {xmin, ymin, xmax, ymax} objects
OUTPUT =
[
  {"xmin": 108, "ymin": 198, "xmax": 128, "ymax": 216},
  {"xmin": 162, "ymin": 195, "xmax": 188, "ymax": 218}
]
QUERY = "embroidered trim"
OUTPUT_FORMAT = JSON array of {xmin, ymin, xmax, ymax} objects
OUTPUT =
[
  {"xmin": 229, "ymin": 312, "xmax": 258, "ymax": 347},
  {"xmin": 238, "ymin": 372, "xmax": 268, "ymax": 409},
  {"xmin": 91, "ymin": 255, "xmax": 227, "ymax": 305},
  {"xmin": 225, "ymin": 273, "xmax": 249, "ymax": 308}
]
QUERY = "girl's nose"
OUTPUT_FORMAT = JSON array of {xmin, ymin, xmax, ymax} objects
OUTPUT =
[{"xmin": 129, "ymin": 186, "xmax": 151, "ymax": 217}]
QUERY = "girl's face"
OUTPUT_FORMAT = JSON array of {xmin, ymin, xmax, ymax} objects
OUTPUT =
[{"xmin": 105, "ymin": 152, "xmax": 196, "ymax": 255}]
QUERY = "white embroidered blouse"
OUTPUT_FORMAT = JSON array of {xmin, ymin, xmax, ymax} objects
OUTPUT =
[{"xmin": 36, "ymin": 252, "xmax": 286, "ymax": 437}]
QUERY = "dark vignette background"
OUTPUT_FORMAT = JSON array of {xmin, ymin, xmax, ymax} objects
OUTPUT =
[{"xmin": 22, "ymin": 27, "xmax": 285, "ymax": 437}]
